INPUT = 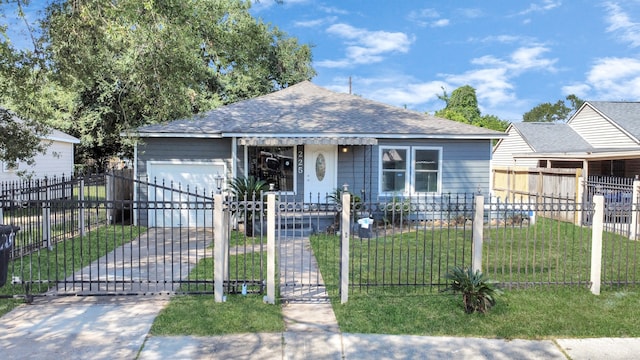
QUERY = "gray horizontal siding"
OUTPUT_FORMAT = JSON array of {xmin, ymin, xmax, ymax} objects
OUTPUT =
[
  {"xmin": 137, "ymin": 138, "xmax": 233, "ymax": 177},
  {"xmin": 341, "ymin": 139, "xmax": 492, "ymax": 199}
]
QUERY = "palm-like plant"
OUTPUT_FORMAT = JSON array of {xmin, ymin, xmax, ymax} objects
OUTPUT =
[
  {"xmin": 444, "ymin": 266, "xmax": 501, "ymax": 314},
  {"xmin": 228, "ymin": 176, "xmax": 270, "ymax": 236}
]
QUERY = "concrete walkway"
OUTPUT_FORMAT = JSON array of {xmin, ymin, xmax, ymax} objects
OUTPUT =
[{"xmin": 2, "ymin": 231, "xmax": 640, "ymax": 359}]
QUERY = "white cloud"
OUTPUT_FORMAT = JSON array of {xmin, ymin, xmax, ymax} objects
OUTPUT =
[
  {"xmin": 561, "ymin": 83, "xmax": 591, "ymax": 97},
  {"xmin": 316, "ymin": 24, "xmax": 413, "ymax": 68},
  {"xmin": 516, "ymin": 0, "xmax": 562, "ymax": 16},
  {"xmin": 318, "ymin": 5, "xmax": 349, "ymax": 15},
  {"xmin": 407, "ymin": 8, "xmax": 450, "ymax": 28},
  {"xmin": 456, "ymin": 8, "xmax": 484, "ymax": 19},
  {"xmin": 322, "ymin": 45, "xmax": 557, "ymax": 121},
  {"xmin": 584, "ymin": 57, "xmax": 640, "ymax": 99},
  {"xmin": 604, "ymin": 2, "xmax": 640, "ymax": 47},
  {"xmin": 293, "ymin": 16, "xmax": 337, "ymax": 28}
]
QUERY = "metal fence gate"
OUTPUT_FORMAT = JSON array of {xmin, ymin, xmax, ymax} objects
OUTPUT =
[
  {"xmin": 0, "ymin": 173, "xmax": 218, "ymax": 300},
  {"xmin": 276, "ymin": 193, "xmax": 339, "ymax": 303}
]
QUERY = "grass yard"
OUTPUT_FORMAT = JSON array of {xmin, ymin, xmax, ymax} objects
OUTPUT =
[
  {"xmin": 310, "ymin": 217, "xmax": 640, "ymax": 338},
  {"xmin": 151, "ymin": 242, "xmax": 282, "ymax": 335},
  {"xmin": 0, "ymin": 225, "xmax": 145, "ymax": 315},
  {"xmin": 330, "ymin": 287, "xmax": 640, "ymax": 339}
]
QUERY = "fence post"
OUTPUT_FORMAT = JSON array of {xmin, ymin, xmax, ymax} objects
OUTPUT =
[
  {"xmin": 630, "ymin": 176, "xmax": 640, "ymax": 240},
  {"xmin": 43, "ymin": 186, "xmax": 52, "ymax": 250},
  {"xmin": 472, "ymin": 195, "xmax": 484, "ymax": 273},
  {"xmin": 265, "ymin": 191, "xmax": 276, "ymax": 305},
  {"xmin": 214, "ymin": 193, "xmax": 226, "ymax": 302},
  {"xmin": 591, "ymin": 194, "xmax": 604, "ymax": 295},
  {"xmin": 340, "ymin": 184, "xmax": 350, "ymax": 304},
  {"xmin": 576, "ymin": 175, "xmax": 584, "ymax": 226},
  {"xmin": 79, "ymin": 179, "xmax": 86, "ymax": 236}
]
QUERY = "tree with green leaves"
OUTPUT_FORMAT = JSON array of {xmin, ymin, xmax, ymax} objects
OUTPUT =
[
  {"xmin": 1, "ymin": 0, "xmax": 315, "ymax": 172},
  {"xmin": 522, "ymin": 94, "xmax": 584, "ymax": 123},
  {"xmin": 0, "ymin": 2, "xmax": 55, "ymax": 169},
  {"xmin": 435, "ymin": 85, "xmax": 509, "ymax": 132},
  {"xmin": 41, "ymin": 0, "xmax": 315, "ymax": 170}
]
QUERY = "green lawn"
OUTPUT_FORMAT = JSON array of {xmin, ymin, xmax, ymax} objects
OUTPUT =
[
  {"xmin": 0, "ymin": 225, "xmax": 145, "ymax": 314},
  {"xmin": 309, "ymin": 217, "xmax": 640, "ymax": 338},
  {"xmin": 151, "ymin": 247, "xmax": 281, "ymax": 335}
]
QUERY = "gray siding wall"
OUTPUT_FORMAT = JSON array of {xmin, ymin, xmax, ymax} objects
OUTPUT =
[
  {"xmin": 137, "ymin": 137, "xmax": 233, "ymax": 177},
  {"xmin": 338, "ymin": 139, "xmax": 492, "ymax": 200},
  {"xmin": 138, "ymin": 138, "xmax": 491, "ymax": 205}
]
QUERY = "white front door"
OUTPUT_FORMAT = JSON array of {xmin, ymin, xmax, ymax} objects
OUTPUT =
[{"xmin": 304, "ymin": 145, "xmax": 337, "ymax": 201}]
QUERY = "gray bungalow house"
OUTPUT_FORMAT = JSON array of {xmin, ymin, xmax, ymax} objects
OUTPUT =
[{"xmin": 132, "ymin": 81, "xmax": 504, "ymax": 225}]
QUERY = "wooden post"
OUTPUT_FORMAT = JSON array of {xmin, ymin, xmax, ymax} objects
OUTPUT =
[
  {"xmin": 43, "ymin": 186, "xmax": 52, "ymax": 250},
  {"xmin": 630, "ymin": 176, "xmax": 640, "ymax": 240},
  {"xmin": 472, "ymin": 195, "xmax": 484, "ymax": 273},
  {"xmin": 79, "ymin": 179, "xmax": 86, "ymax": 236},
  {"xmin": 340, "ymin": 184, "xmax": 350, "ymax": 304},
  {"xmin": 214, "ymin": 193, "xmax": 226, "ymax": 302},
  {"xmin": 591, "ymin": 195, "xmax": 604, "ymax": 295},
  {"xmin": 265, "ymin": 192, "xmax": 276, "ymax": 305},
  {"xmin": 575, "ymin": 174, "xmax": 584, "ymax": 226}
]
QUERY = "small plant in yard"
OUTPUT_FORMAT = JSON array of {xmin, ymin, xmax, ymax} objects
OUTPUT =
[
  {"xmin": 444, "ymin": 266, "xmax": 502, "ymax": 314},
  {"xmin": 228, "ymin": 176, "xmax": 270, "ymax": 236}
]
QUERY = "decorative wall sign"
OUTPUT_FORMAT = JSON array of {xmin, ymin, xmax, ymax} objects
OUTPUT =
[{"xmin": 315, "ymin": 153, "xmax": 326, "ymax": 181}]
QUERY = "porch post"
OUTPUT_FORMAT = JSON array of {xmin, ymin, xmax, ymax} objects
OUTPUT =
[
  {"xmin": 265, "ymin": 191, "xmax": 276, "ymax": 305},
  {"xmin": 214, "ymin": 193, "xmax": 226, "ymax": 302},
  {"xmin": 472, "ymin": 195, "xmax": 484, "ymax": 273},
  {"xmin": 340, "ymin": 184, "xmax": 351, "ymax": 304},
  {"xmin": 630, "ymin": 176, "xmax": 640, "ymax": 240},
  {"xmin": 590, "ymin": 194, "xmax": 604, "ymax": 295}
]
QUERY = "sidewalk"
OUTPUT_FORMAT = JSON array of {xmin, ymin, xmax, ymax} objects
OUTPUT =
[
  {"xmin": 2, "ymin": 232, "xmax": 640, "ymax": 359},
  {"xmin": 2, "ymin": 294, "xmax": 640, "ymax": 359}
]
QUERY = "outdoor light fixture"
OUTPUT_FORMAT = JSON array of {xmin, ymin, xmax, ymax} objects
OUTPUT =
[
  {"xmin": 215, "ymin": 173, "xmax": 224, "ymax": 193},
  {"xmin": 342, "ymin": 146, "xmax": 348, "ymax": 153}
]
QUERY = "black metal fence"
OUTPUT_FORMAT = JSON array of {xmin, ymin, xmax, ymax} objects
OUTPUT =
[{"xmin": 1, "ymin": 173, "xmax": 639, "ymax": 303}]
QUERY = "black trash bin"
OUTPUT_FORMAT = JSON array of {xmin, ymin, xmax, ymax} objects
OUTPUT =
[{"xmin": 0, "ymin": 225, "xmax": 19, "ymax": 288}]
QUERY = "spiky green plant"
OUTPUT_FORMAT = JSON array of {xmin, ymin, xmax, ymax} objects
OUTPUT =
[
  {"xmin": 228, "ymin": 176, "xmax": 269, "ymax": 236},
  {"xmin": 445, "ymin": 266, "xmax": 502, "ymax": 314}
]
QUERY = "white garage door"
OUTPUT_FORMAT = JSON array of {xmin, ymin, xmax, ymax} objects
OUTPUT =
[{"xmin": 147, "ymin": 162, "xmax": 225, "ymax": 227}]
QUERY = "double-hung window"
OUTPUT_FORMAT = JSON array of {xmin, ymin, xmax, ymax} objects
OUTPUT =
[{"xmin": 380, "ymin": 146, "xmax": 441, "ymax": 195}]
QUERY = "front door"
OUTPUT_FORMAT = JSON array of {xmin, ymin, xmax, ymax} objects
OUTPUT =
[{"xmin": 304, "ymin": 145, "xmax": 337, "ymax": 201}]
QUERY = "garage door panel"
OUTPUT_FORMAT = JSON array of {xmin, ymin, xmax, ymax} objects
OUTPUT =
[{"xmin": 147, "ymin": 162, "xmax": 224, "ymax": 228}]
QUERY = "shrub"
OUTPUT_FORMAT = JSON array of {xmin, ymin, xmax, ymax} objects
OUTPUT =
[{"xmin": 444, "ymin": 266, "xmax": 502, "ymax": 314}]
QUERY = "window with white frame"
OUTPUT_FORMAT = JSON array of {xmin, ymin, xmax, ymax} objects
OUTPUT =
[{"xmin": 379, "ymin": 146, "xmax": 441, "ymax": 194}]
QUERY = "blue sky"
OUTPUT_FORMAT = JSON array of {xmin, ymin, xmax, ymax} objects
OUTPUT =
[
  {"xmin": 250, "ymin": 0, "xmax": 640, "ymax": 122},
  {"xmin": 3, "ymin": 1, "xmax": 640, "ymax": 122}
]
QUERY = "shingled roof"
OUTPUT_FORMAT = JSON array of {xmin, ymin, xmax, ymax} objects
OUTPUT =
[
  {"xmin": 511, "ymin": 122, "xmax": 593, "ymax": 153},
  {"xmin": 136, "ymin": 81, "xmax": 504, "ymax": 140},
  {"xmin": 586, "ymin": 101, "xmax": 640, "ymax": 142}
]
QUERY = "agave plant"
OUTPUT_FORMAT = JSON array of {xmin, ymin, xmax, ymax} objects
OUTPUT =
[
  {"xmin": 228, "ymin": 176, "xmax": 270, "ymax": 236},
  {"xmin": 444, "ymin": 266, "xmax": 502, "ymax": 314}
]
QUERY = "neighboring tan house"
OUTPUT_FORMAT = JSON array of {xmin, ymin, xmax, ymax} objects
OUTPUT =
[
  {"xmin": 493, "ymin": 101, "xmax": 640, "ymax": 177},
  {"xmin": 131, "ymin": 81, "xmax": 505, "ymax": 226}
]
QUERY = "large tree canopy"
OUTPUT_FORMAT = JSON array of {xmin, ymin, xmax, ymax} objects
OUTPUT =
[
  {"xmin": 435, "ymin": 85, "xmax": 509, "ymax": 132},
  {"xmin": 1, "ymin": 0, "xmax": 315, "ymax": 171},
  {"xmin": 522, "ymin": 94, "xmax": 584, "ymax": 123}
]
